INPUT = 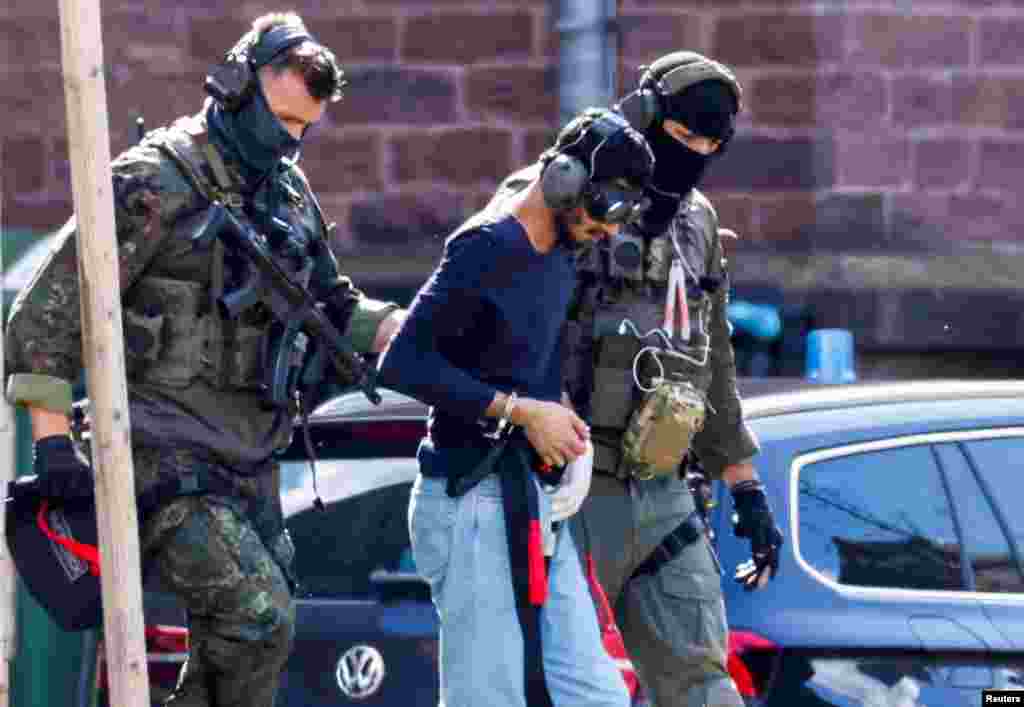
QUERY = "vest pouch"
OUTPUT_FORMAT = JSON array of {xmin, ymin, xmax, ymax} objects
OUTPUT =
[
  {"xmin": 590, "ymin": 334, "xmax": 642, "ymax": 430},
  {"xmin": 125, "ymin": 277, "xmax": 204, "ymax": 388},
  {"xmin": 123, "ymin": 308, "xmax": 165, "ymax": 378},
  {"xmin": 228, "ymin": 324, "xmax": 268, "ymax": 390},
  {"xmin": 620, "ymin": 376, "xmax": 706, "ymax": 480}
]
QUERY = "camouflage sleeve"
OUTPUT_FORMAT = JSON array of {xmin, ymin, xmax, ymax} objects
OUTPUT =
[
  {"xmin": 5, "ymin": 145, "xmax": 178, "ymax": 412},
  {"xmin": 307, "ymin": 215, "xmax": 399, "ymax": 356},
  {"xmin": 690, "ymin": 209, "xmax": 760, "ymax": 479}
]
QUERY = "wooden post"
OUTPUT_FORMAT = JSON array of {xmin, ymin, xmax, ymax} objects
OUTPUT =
[
  {"xmin": 57, "ymin": 1, "xmax": 151, "ymax": 706},
  {"xmin": 0, "ymin": 147, "xmax": 17, "ymax": 707}
]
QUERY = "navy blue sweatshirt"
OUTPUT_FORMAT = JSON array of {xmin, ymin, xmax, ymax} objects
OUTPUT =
[{"xmin": 377, "ymin": 215, "xmax": 576, "ymax": 448}]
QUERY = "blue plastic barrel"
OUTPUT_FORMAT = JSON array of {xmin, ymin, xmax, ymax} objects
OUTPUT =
[{"xmin": 805, "ymin": 328, "xmax": 857, "ymax": 384}]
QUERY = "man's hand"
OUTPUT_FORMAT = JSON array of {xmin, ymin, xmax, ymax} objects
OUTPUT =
[
  {"xmin": 32, "ymin": 435, "xmax": 94, "ymax": 500},
  {"xmin": 730, "ymin": 479, "xmax": 783, "ymax": 591},
  {"xmin": 515, "ymin": 398, "xmax": 589, "ymax": 468},
  {"xmin": 549, "ymin": 440, "xmax": 593, "ymax": 522}
]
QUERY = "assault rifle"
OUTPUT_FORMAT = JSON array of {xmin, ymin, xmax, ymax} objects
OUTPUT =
[{"xmin": 190, "ymin": 201, "xmax": 382, "ymax": 407}]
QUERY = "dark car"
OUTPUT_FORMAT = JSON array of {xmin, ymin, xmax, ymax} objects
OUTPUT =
[
  {"xmin": 98, "ymin": 379, "xmax": 1024, "ymax": 707},
  {"xmin": 716, "ymin": 380, "xmax": 1024, "ymax": 706}
]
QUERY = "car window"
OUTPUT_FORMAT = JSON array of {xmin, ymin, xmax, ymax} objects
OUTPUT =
[
  {"xmin": 798, "ymin": 444, "xmax": 965, "ymax": 591},
  {"xmin": 961, "ymin": 436, "xmax": 1024, "ymax": 591},
  {"xmin": 287, "ymin": 481, "xmax": 414, "ymax": 599},
  {"xmin": 934, "ymin": 443, "xmax": 1024, "ymax": 594}
]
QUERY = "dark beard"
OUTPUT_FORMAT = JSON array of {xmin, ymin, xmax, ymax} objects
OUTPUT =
[{"xmin": 556, "ymin": 209, "xmax": 586, "ymax": 252}]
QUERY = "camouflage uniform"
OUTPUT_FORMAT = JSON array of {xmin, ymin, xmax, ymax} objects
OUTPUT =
[
  {"xmin": 5, "ymin": 109, "xmax": 397, "ymax": 707},
  {"xmin": 563, "ymin": 187, "xmax": 758, "ymax": 707}
]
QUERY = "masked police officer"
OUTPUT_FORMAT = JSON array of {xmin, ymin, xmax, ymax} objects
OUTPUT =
[
  {"xmin": 5, "ymin": 12, "xmax": 403, "ymax": 707},
  {"xmin": 561, "ymin": 52, "xmax": 785, "ymax": 707}
]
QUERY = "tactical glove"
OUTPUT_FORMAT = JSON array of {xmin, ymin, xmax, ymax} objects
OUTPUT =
[
  {"xmin": 730, "ymin": 479, "xmax": 783, "ymax": 591},
  {"xmin": 32, "ymin": 435, "xmax": 94, "ymax": 501}
]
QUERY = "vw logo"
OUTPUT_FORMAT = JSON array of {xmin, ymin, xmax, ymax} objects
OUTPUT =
[{"xmin": 336, "ymin": 644, "xmax": 386, "ymax": 700}]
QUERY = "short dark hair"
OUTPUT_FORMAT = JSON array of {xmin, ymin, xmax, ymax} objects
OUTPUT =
[{"xmin": 253, "ymin": 12, "xmax": 345, "ymax": 103}]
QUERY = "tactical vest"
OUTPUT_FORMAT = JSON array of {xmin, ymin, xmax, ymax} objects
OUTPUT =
[
  {"xmin": 120, "ymin": 114, "xmax": 329, "ymax": 400},
  {"xmin": 565, "ymin": 191, "xmax": 725, "ymax": 476}
]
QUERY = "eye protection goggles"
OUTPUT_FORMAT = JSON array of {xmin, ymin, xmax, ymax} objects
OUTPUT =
[{"xmin": 583, "ymin": 182, "xmax": 651, "ymax": 225}]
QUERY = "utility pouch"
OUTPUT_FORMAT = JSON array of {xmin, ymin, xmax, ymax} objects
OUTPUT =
[
  {"xmin": 124, "ymin": 277, "xmax": 204, "ymax": 387},
  {"xmin": 590, "ymin": 334, "xmax": 642, "ymax": 430},
  {"xmin": 620, "ymin": 373, "xmax": 706, "ymax": 480}
]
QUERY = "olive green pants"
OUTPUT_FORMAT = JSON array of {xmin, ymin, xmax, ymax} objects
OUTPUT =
[{"xmin": 571, "ymin": 474, "xmax": 743, "ymax": 707}]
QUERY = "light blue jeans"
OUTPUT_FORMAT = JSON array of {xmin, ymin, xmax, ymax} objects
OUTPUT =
[{"xmin": 409, "ymin": 472, "xmax": 630, "ymax": 707}]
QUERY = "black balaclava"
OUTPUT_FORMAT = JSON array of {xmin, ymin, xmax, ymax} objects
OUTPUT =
[
  {"xmin": 207, "ymin": 80, "xmax": 301, "ymax": 187},
  {"xmin": 643, "ymin": 79, "xmax": 738, "ymax": 231}
]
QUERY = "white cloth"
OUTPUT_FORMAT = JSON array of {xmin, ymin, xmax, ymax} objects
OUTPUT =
[{"xmin": 549, "ymin": 441, "xmax": 594, "ymax": 523}]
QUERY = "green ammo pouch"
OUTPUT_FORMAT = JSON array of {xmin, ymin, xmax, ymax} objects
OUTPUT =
[{"xmin": 620, "ymin": 353, "xmax": 707, "ymax": 480}]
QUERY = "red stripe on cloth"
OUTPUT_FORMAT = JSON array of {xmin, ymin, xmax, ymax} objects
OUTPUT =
[
  {"xmin": 528, "ymin": 520, "xmax": 548, "ymax": 606},
  {"xmin": 36, "ymin": 500, "xmax": 101, "ymax": 576}
]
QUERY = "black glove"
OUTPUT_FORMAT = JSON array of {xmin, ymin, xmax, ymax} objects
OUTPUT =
[
  {"xmin": 32, "ymin": 435, "xmax": 94, "ymax": 501},
  {"xmin": 730, "ymin": 479, "xmax": 783, "ymax": 591}
]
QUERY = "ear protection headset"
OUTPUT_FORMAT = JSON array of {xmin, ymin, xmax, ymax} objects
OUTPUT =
[
  {"xmin": 540, "ymin": 111, "xmax": 654, "ymax": 225},
  {"xmin": 617, "ymin": 52, "xmax": 743, "ymax": 134},
  {"xmin": 205, "ymin": 23, "xmax": 313, "ymax": 112}
]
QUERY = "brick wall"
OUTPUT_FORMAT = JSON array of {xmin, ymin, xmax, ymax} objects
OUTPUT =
[{"xmin": 3, "ymin": 0, "xmax": 1024, "ymax": 358}]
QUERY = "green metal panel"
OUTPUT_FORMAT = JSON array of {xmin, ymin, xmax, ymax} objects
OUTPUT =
[{"xmin": 4, "ymin": 236, "xmax": 91, "ymax": 707}]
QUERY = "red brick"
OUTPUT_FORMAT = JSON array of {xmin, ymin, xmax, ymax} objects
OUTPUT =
[
  {"xmin": 954, "ymin": 75, "xmax": 1024, "ymax": 129},
  {"xmin": 618, "ymin": 13, "xmax": 705, "ymax": 64},
  {"xmin": 977, "ymin": 139, "xmax": 1024, "ymax": 192},
  {"xmin": 703, "ymin": 136, "xmax": 835, "ymax": 191},
  {"xmin": 849, "ymin": 14, "xmax": 970, "ymax": 68},
  {"xmin": 816, "ymin": 72, "xmax": 887, "ymax": 129},
  {"xmin": 980, "ymin": 18, "xmax": 1024, "ymax": 66},
  {"xmin": 0, "ymin": 16, "xmax": 60, "ymax": 71},
  {"xmin": 2, "ymin": 136, "xmax": 48, "ymax": 195},
  {"xmin": 713, "ymin": 13, "xmax": 844, "ymax": 67},
  {"xmin": 749, "ymin": 74, "xmax": 816, "ymax": 127},
  {"xmin": 315, "ymin": 17, "xmax": 398, "ymax": 63},
  {"xmin": 754, "ymin": 193, "xmax": 817, "ymax": 248},
  {"xmin": 104, "ymin": 10, "xmax": 188, "ymax": 73},
  {"xmin": 0, "ymin": 68, "xmax": 66, "ymax": 139},
  {"xmin": 813, "ymin": 193, "xmax": 888, "ymax": 251},
  {"xmin": 392, "ymin": 128, "xmax": 514, "ymax": 187},
  {"xmin": 188, "ymin": 15, "xmax": 247, "ymax": 64},
  {"xmin": 299, "ymin": 131, "xmax": 383, "ymax": 196},
  {"xmin": 702, "ymin": 193, "xmax": 754, "ymax": 246},
  {"xmin": 106, "ymin": 70, "xmax": 207, "ymax": 136},
  {"xmin": 912, "ymin": 139, "xmax": 970, "ymax": 190},
  {"xmin": 333, "ymin": 67, "xmax": 458, "ymax": 125},
  {"xmin": 521, "ymin": 127, "xmax": 557, "ymax": 166},
  {"xmin": 403, "ymin": 12, "xmax": 533, "ymax": 64},
  {"xmin": 892, "ymin": 192, "xmax": 1024, "ymax": 243},
  {"xmin": 349, "ymin": 190, "xmax": 470, "ymax": 247},
  {"xmin": 837, "ymin": 133, "xmax": 908, "ymax": 189},
  {"xmin": 466, "ymin": 66, "xmax": 558, "ymax": 123},
  {"xmin": 538, "ymin": 7, "xmax": 558, "ymax": 60},
  {"xmin": 892, "ymin": 75, "xmax": 953, "ymax": 127},
  {"xmin": 2, "ymin": 193, "xmax": 73, "ymax": 233}
]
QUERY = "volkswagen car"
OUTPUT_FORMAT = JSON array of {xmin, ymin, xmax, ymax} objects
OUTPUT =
[{"xmin": 98, "ymin": 378, "xmax": 1024, "ymax": 707}]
